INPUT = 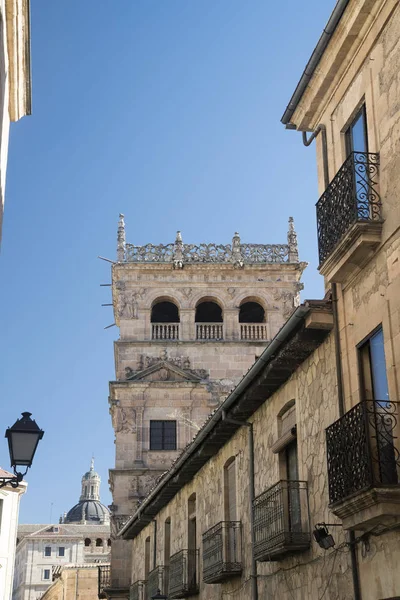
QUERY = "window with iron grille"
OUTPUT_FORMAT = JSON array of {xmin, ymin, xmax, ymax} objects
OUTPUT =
[{"xmin": 150, "ymin": 421, "xmax": 177, "ymax": 450}]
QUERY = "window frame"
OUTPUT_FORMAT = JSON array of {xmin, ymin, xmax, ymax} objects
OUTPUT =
[
  {"xmin": 58, "ymin": 547, "xmax": 65, "ymax": 557},
  {"xmin": 345, "ymin": 104, "xmax": 368, "ymax": 156},
  {"xmin": 357, "ymin": 325, "xmax": 389, "ymax": 403},
  {"xmin": 44, "ymin": 546, "xmax": 51, "ymax": 557},
  {"xmin": 149, "ymin": 420, "xmax": 177, "ymax": 451},
  {"xmin": 43, "ymin": 569, "xmax": 51, "ymax": 580}
]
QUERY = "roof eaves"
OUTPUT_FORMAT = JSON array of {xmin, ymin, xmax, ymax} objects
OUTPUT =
[{"xmin": 281, "ymin": 0, "xmax": 350, "ymax": 127}]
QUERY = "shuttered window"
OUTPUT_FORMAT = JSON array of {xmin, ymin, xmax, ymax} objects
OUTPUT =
[{"xmin": 150, "ymin": 421, "xmax": 177, "ymax": 450}]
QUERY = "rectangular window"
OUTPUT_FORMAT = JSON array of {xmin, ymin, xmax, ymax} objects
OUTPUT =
[
  {"xmin": 345, "ymin": 105, "xmax": 368, "ymax": 156},
  {"xmin": 58, "ymin": 547, "xmax": 65, "ymax": 557},
  {"xmin": 44, "ymin": 546, "xmax": 51, "ymax": 557},
  {"xmin": 359, "ymin": 327, "xmax": 389, "ymax": 403},
  {"xmin": 43, "ymin": 569, "xmax": 51, "ymax": 580},
  {"xmin": 150, "ymin": 421, "xmax": 177, "ymax": 450}
]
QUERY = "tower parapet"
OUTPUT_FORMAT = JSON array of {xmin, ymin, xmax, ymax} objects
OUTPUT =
[{"xmin": 118, "ymin": 222, "xmax": 299, "ymax": 266}]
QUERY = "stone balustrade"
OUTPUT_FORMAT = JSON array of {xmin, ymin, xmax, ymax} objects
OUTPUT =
[
  {"xmin": 152, "ymin": 323, "xmax": 180, "ymax": 340},
  {"xmin": 240, "ymin": 324, "xmax": 268, "ymax": 341},
  {"xmin": 196, "ymin": 323, "xmax": 224, "ymax": 340}
]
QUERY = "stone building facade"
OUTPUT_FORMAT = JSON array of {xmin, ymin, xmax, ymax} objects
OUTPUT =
[
  {"xmin": 0, "ymin": 469, "xmax": 26, "ymax": 600},
  {"xmin": 39, "ymin": 564, "xmax": 106, "ymax": 600},
  {"xmin": 106, "ymin": 1, "xmax": 400, "ymax": 599},
  {"xmin": 13, "ymin": 462, "xmax": 111, "ymax": 600},
  {"xmin": 0, "ymin": 0, "xmax": 31, "ymax": 243},
  {"xmin": 106, "ymin": 217, "xmax": 305, "ymax": 594}
]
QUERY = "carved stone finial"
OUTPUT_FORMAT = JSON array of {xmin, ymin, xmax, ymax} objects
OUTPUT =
[
  {"xmin": 287, "ymin": 216, "xmax": 299, "ymax": 263},
  {"xmin": 173, "ymin": 230, "xmax": 184, "ymax": 269},
  {"xmin": 231, "ymin": 232, "xmax": 243, "ymax": 268},
  {"xmin": 117, "ymin": 214, "xmax": 126, "ymax": 262}
]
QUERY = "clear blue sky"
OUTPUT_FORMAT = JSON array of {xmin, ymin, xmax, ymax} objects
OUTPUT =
[{"xmin": 0, "ymin": 0, "xmax": 335, "ymax": 523}]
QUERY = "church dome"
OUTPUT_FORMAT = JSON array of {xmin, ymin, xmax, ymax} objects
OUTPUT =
[
  {"xmin": 63, "ymin": 458, "xmax": 110, "ymax": 525},
  {"xmin": 65, "ymin": 499, "xmax": 110, "ymax": 524}
]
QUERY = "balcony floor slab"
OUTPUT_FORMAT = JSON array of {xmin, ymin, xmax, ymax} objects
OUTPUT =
[
  {"xmin": 330, "ymin": 486, "xmax": 400, "ymax": 531},
  {"xmin": 319, "ymin": 220, "xmax": 382, "ymax": 283}
]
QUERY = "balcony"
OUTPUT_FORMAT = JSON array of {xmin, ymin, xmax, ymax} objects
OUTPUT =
[
  {"xmin": 316, "ymin": 152, "xmax": 382, "ymax": 282},
  {"xmin": 253, "ymin": 480, "xmax": 310, "ymax": 561},
  {"xmin": 98, "ymin": 565, "xmax": 111, "ymax": 599},
  {"xmin": 152, "ymin": 323, "xmax": 180, "ymax": 340},
  {"xmin": 130, "ymin": 580, "xmax": 146, "ymax": 600},
  {"xmin": 240, "ymin": 324, "xmax": 268, "ymax": 341},
  {"xmin": 202, "ymin": 521, "xmax": 242, "ymax": 584},
  {"xmin": 147, "ymin": 566, "xmax": 168, "ymax": 599},
  {"xmin": 196, "ymin": 323, "xmax": 223, "ymax": 340},
  {"xmin": 168, "ymin": 549, "xmax": 199, "ymax": 598},
  {"xmin": 326, "ymin": 399, "xmax": 400, "ymax": 530}
]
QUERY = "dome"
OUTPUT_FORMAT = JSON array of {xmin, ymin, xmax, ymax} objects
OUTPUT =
[
  {"xmin": 65, "ymin": 499, "xmax": 110, "ymax": 524},
  {"xmin": 62, "ymin": 458, "xmax": 110, "ymax": 525}
]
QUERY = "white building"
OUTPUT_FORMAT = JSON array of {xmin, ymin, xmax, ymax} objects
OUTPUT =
[
  {"xmin": 0, "ymin": 468, "xmax": 27, "ymax": 600},
  {"xmin": 0, "ymin": 0, "xmax": 32, "ymax": 244},
  {"xmin": 12, "ymin": 462, "xmax": 111, "ymax": 600}
]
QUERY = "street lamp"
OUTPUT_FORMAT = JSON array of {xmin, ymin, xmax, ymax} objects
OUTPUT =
[
  {"xmin": 0, "ymin": 412, "xmax": 44, "ymax": 488},
  {"xmin": 151, "ymin": 590, "xmax": 168, "ymax": 600}
]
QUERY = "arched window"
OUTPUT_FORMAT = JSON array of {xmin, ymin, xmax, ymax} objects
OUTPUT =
[
  {"xmin": 145, "ymin": 536, "xmax": 151, "ymax": 579},
  {"xmin": 195, "ymin": 301, "xmax": 223, "ymax": 340},
  {"xmin": 84, "ymin": 538, "xmax": 91, "ymax": 547},
  {"xmin": 239, "ymin": 301, "xmax": 265, "ymax": 323},
  {"xmin": 96, "ymin": 538, "xmax": 103, "ymax": 547},
  {"xmin": 224, "ymin": 457, "xmax": 237, "ymax": 521},
  {"xmin": 151, "ymin": 301, "xmax": 180, "ymax": 323},
  {"xmin": 195, "ymin": 301, "xmax": 222, "ymax": 323},
  {"xmin": 151, "ymin": 300, "xmax": 180, "ymax": 340},
  {"xmin": 239, "ymin": 300, "xmax": 267, "ymax": 341},
  {"xmin": 164, "ymin": 518, "xmax": 171, "ymax": 591}
]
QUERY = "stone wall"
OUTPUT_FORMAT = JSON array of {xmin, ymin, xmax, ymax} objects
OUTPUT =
[
  {"xmin": 39, "ymin": 565, "xmax": 101, "ymax": 600},
  {"xmin": 129, "ymin": 334, "xmax": 358, "ymax": 600}
]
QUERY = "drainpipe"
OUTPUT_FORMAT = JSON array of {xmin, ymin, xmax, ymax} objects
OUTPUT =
[
  {"xmin": 303, "ymin": 129, "xmax": 362, "ymax": 600},
  {"xmin": 222, "ymin": 412, "xmax": 258, "ymax": 600}
]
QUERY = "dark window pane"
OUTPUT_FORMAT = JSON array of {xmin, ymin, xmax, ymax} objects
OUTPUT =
[
  {"xmin": 164, "ymin": 421, "xmax": 177, "ymax": 450},
  {"xmin": 150, "ymin": 421, "xmax": 176, "ymax": 450},
  {"xmin": 44, "ymin": 546, "xmax": 51, "ymax": 557}
]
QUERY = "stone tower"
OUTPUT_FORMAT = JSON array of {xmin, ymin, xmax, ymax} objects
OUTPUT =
[{"xmin": 107, "ymin": 215, "xmax": 305, "ymax": 592}]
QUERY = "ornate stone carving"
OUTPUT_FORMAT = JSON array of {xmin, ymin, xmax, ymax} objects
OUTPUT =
[
  {"xmin": 287, "ymin": 216, "xmax": 299, "ymax": 263},
  {"xmin": 181, "ymin": 288, "xmax": 192, "ymax": 299},
  {"xmin": 117, "ymin": 213, "xmax": 126, "ymax": 262},
  {"xmin": 137, "ymin": 353, "xmax": 209, "ymax": 380},
  {"xmin": 116, "ymin": 288, "xmax": 145, "ymax": 320},
  {"xmin": 227, "ymin": 287, "xmax": 236, "ymax": 298},
  {"xmin": 122, "ymin": 227, "xmax": 296, "ymax": 265},
  {"xmin": 113, "ymin": 407, "xmax": 137, "ymax": 433}
]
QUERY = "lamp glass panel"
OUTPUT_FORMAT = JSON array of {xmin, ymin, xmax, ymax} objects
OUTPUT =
[{"xmin": 10, "ymin": 432, "xmax": 40, "ymax": 466}]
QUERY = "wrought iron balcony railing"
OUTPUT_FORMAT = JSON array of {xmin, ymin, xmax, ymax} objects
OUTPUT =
[
  {"xmin": 147, "ymin": 566, "xmax": 169, "ymax": 599},
  {"xmin": 316, "ymin": 151, "xmax": 382, "ymax": 266},
  {"xmin": 253, "ymin": 480, "xmax": 310, "ymax": 561},
  {"xmin": 130, "ymin": 580, "xmax": 146, "ymax": 600},
  {"xmin": 168, "ymin": 549, "xmax": 199, "ymax": 598},
  {"xmin": 152, "ymin": 323, "xmax": 180, "ymax": 340},
  {"xmin": 98, "ymin": 565, "xmax": 111, "ymax": 599},
  {"xmin": 196, "ymin": 323, "xmax": 223, "ymax": 340},
  {"xmin": 202, "ymin": 521, "xmax": 242, "ymax": 584},
  {"xmin": 326, "ymin": 399, "xmax": 400, "ymax": 505},
  {"xmin": 240, "ymin": 323, "xmax": 268, "ymax": 341}
]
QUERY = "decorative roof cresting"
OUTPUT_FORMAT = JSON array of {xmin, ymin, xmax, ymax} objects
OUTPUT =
[{"xmin": 116, "ymin": 215, "xmax": 299, "ymax": 266}]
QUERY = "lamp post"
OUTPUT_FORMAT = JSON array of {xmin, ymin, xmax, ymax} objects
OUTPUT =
[{"xmin": 0, "ymin": 412, "xmax": 44, "ymax": 488}]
